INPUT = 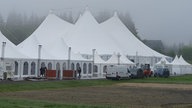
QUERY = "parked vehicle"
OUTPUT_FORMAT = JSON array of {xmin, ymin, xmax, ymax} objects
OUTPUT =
[
  {"xmin": 0, "ymin": 61, "xmax": 15, "ymax": 80},
  {"xmin": 154, "ymin": 67, "xmax": 170, "ymax": 78},
  {"xmin": 129, "ymin": 67, "xmax": 144, "ymax": 79},
  {"xmin": 106, "ymin": 65, "xmax": 131, "ymax": 80},
  {"xmin": 142, "ymin": 64, "xmax": 153, "ymax": 77}
]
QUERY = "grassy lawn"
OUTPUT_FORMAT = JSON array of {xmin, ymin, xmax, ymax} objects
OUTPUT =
[
  {"xmin": 0, "ymin": 75, "xmax": 192, "ymax": 108},
  {"xmin": 128, "ymin": 74, "xmax": 192, "ymax": 84},
  {"xmin": 0, "ymin": 74, "xmax": 192, "ymax": 92},
  {"xmin": 0, "ymin": 98, "xmax": 114, "ymax": 108},
  {"xmin": 0, "ymin": 79, "xmax": 118, "ymax": 92}
]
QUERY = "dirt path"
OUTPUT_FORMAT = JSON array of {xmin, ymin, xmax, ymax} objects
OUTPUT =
[
  {"xmin": 1, "ymin": 83, "xmax": 192, "ymax": 108},
  {"xmin": 117, "ymin": 83, "xmax": 192, "ymax": 90}
]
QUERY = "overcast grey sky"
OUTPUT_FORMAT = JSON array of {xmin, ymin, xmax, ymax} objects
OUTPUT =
[{"xmin": 0, "ymin": 0, "xmax": 192, "ymax": 46}]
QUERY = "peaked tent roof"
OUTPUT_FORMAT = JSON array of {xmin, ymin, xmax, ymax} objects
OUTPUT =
[
  {"xmin": 179, "ymin": 55, "xmax": 191, "ymax": 66},
  {"xmin": 171, "ymin": 55, "xmax": 181, "ymax": 65},
  {"xmin": 93, "ymin": 52, "xmax": 106, "ymax": 64},
  {"xmin": 64, "ymin": 8, "xmax": 123, "ymax": 55},
  {"xmin": 17, "ymin": 35, "xmax": 54, "ymax": 59},
  {"xmin": 17, "ymin": 13, "xmax": 87, "ymax": 61},
  {"xmin": 156, "ymin": 57, "xmax": 171, "ymax": 65},
  {"xmin": 100, "ymin": 12, "xmax": 167, "ymax": 57},
  {"xmin": 42, "ymin": 37, "xmax": 87, "ymax": 60},
  {"xmin": 106, "ymin": 52, "xmax": 135, "ymax": 65},
  {"xmin": 29, "ymin": 13, "xmax": 74, "ymax": 45},
  {"xmin": 0, "ymin": 31, "xmax": 28, "ymax": 59}
]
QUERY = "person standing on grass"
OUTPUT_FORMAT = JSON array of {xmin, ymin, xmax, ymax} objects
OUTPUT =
[
  {"xmin": 77, "ymin": 67, "xmax": 81, "ymax": 79},
  {"xmin": 40, "ymin": 66, "xmax": 47, "ymax": 77}
]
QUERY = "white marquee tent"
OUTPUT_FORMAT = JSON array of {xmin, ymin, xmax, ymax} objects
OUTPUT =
[
  {"xmin": 1, "ymin": 8, "xmax": 179, "ymax": 79},
  {"xmin": 170, "ymin": 55, "xmax": 192, "ymax": 75}
]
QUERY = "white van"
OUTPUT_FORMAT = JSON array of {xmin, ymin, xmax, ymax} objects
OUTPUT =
[{"xmin": 106, "ymin": 65, "xmax": 131, "ymax": 80}]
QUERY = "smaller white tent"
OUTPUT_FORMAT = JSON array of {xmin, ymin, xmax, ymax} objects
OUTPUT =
[
  {"xmin": 93, "ymin": 52, "xmax": 106, "ymax": 64},
  {"xmin": 156, "ymin": 57, "xmax": 171, "ymax": 65},
  {"xmin": 170, "ymin": 55, "xmax": 192, "ymax": 75},
  {"xmin": 155, "ymin": 57, "xmax": 172, "ymax": 74},
  {"xmin": 170, "ymin": 55, "xmax": 182, "ymax": 75},
  {"xmin": 105, "ymin": 53, "xmax": 135, "ymax": 65},
  {"xmin": 171, "ymin": 55, "xmax": 180, "ymax": 65},
  {"xmin": 178, "ymin": 55, "xmax": 192, "ymax": 74},
  {"xmin": 179, "ymin": 55, "xmax": 191, "ymax": 66}
]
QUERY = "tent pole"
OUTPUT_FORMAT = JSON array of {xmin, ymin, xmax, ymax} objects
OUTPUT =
[
  {"xmin": 68, "ymin": 47, "xmax": 71, "ymax": 70},
  {"xmin": 92, "ymin": 49, "xmax": 96, "ymax": 76},
  {"xmin": 1, "ymin": 42, "xmax": 6, "ymax": 61},
  {"xmin": 37, "ymin": 45, "xmax": 42, "ymax": 77},
  {"xmin": 117, "ymin": 52, "xmax": 121, "ymax": 65}
]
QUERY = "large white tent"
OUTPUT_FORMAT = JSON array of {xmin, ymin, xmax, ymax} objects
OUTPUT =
[{"xmin": 1, "ymin": 8, "xmax": 179, "ymax": 79}]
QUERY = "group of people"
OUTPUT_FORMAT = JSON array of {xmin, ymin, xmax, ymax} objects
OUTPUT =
[{"xmin": 39, "ymin": 66, "xmax": 82, "ymax": 79}]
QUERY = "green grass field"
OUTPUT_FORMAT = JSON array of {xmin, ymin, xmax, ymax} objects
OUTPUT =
[
  {"xmin": 1, "ymin": 75, "xmax": 192, "ymax": 92},
  {"xmin": 0, "ymin": 98, "xmax": 114, "ymax": 108},
  {"xmin": 0, "ymin": 74, "xmax": 192, "ymax": 108},
  {"xmin": 128, "ymin": 74, "xmax": 192, "ymax": 84}
]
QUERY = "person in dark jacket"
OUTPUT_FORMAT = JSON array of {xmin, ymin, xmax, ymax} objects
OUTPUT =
[
  {"xmin": 77, "ymin": 67, "xmax": 81, "ymax": 79},
  {"xmin": 40, "ymin": 66, "xmax": 47, "ymax": 77}
]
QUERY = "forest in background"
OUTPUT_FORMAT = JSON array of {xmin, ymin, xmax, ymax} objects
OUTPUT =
[{"xmin": 0, "ymin": 11, "xmax": 191, "ymax": 63}]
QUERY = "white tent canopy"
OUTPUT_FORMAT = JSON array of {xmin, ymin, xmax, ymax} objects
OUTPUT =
[
  {"xmin": 106, "ymin": 52, "xmax": 135, "ymax": 65},
  {"xmin": 179, "ymin": 55, "xmax": 191, "ymax": 66},
  {"xmin": 64, "ymin": 8, "xmax": 123, "ymax": 55},
  {"xmin": 32, "ymin": 13, "xmax": 74, "ymax": 45},
  {"xmin": 17, "ymin": 12, "xmax": 87, "ymax": 61},
  {"xmin": 156, "ymin": 57, "xmax": 171, "ymax": 65},
  {"xmin": 171, "ymin": 55, "xmax": 180, "ymax": 65},
  {"xmin": 17, "ymin": 34, "xmax": 54, "ymax": 59},
  {"xmin": 93, "ymin": 52, "xmax": 106, "ymax": 64}
]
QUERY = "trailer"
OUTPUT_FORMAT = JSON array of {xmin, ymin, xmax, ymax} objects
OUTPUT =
[
  {"xmin": 0, "ymin": 61, "xmax": 15, "ymax": 80},
  {"xmin": 143, "ymin": 64, "xmax": 153, "ymax": 77}
]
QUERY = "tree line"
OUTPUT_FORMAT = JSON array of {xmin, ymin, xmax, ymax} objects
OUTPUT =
[
  {"xmin": 0, "ymin": 11, "xmax": 139, "ymax": 45},
  {"xmin": 0, "ymin": 11, "xmax": 191, "ymax": 63}
]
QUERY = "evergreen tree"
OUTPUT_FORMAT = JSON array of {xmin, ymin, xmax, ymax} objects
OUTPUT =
[
  {"xmin": 0, "ymin": 13, "xmax": 4, "ymax": 30},
  {"xmin": 96, "ymin": 11, "xmax": 112, "ymax": 23},
  {"xmin": 178, "ymin": 46, "xmax": 192, "ymax": 63},
  {"xmin": 119, "ymin": 12, "xmax": 139, "ymax": 40}
]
